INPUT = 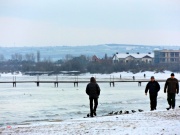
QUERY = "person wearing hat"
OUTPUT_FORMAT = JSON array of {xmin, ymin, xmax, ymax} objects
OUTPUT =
[
  {"xmin": 145, "ymin": 76, "xmax": 160, "ymax": 111},
  {"xmin": 164, "ymin": 73, "xmax": 179, "ymax": 110}
]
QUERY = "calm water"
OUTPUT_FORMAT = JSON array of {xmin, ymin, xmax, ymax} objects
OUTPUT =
[{"xmin": 0, "ymin": 75, "xmax": 180, "ymax": 126}]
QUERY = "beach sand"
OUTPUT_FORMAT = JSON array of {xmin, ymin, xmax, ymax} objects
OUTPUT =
[{"xmin": 1, "ymin": 108, "xmax": 180, "ymax": 135}]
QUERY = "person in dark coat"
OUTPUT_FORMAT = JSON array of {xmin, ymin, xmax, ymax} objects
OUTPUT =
[
  {"xmin": 86, "ymin": 77, "xmax": 100, "ymax": 117},
  {"xmin": 145, "ymin": 76, "xmax": 160, "ymax": 111},
  {"xmin": 164, "ymin": 73, "xmax": 179, "ymax": 110}
]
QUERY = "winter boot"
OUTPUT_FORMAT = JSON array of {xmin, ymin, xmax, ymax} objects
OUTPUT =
[
  {"xmin": 90, "ymin": 110, "xmax": 94, "ymax": 117},
  {"xmin": 166, "ymin": 106, "xmax": 171, "ymax": 110},
  {"xmin": 93, "ymin": 111, "xmax": 96, "ymax": 116}
]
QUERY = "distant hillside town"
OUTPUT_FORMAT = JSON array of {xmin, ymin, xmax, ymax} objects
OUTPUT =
[
  {"xmin": 0, "ymin": 44, "xmax": 179, "ymax": 61},
  {"xmin": 0, "ymin": 47, "xmax": 180, "ymax": 74},
  {"xmin": 111, "ymin": 49, "xmax": 180, "ymax": 64},
  {"xmin": 112, "ymin": 52, "xmax": 153, "ymax": 64}
]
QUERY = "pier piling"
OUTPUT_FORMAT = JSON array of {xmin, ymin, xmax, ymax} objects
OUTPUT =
[
  {"xmin": 37, "ymin": 82, "xmax": 39, "ymax": 87},
  {"xmin": 110, "ymin": 75, "xmax": 115, "ymax": 87},
  {"xmin": 54, "ymin": 82, "xmax": 58, "ymax": 87},
  {"xmin": 74, "ymin": 82, "xmax": 78, "ymax": 87},
  {"xmin": 13, "ymin": 76, "xmax": 16, "ymax": 87},
  {"xmin": 13, "ymin": 82, "xmax": 16, "ymax": 87},
  {"xmin": 110, "ymin": 82, "xmax": 115, "ymax": 87}
]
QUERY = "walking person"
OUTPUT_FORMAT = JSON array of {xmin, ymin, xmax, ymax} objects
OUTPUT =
[
  {"xmin": 145, "ymin": 76, "xmax": 160, "ymax": 111},
  {"xmin": 164, "ymin": 73, "xmax": 179, "ymax": 110},
  {"xmin": 86, "ymin": 77, "xmax": 101, "ymax": 117}
]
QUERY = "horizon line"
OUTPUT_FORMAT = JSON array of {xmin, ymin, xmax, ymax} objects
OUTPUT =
[{"xmin": 0, "ymin": 43, "xmax": 180, "ymax": 48}]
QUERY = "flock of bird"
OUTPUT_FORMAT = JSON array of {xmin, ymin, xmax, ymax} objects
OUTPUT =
[
  {"xmin": 85, "ymin": 107, "xmax": 180, "ymax": 118},
  {"xmin": 105, "ymin": 106, "xmax": 180, "ymax": 117},
  {"xmin": 85, "ymin": 109, "xmax": 144, "ymax": 118},
  {"xmin": 107, "ymin": 109, "xmax": 144, "ymax": 116}
]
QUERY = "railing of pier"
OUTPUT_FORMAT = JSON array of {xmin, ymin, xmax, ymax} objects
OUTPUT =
[{"xmin": 0, "ymin": 75, "xmax": 173, "ymax": 88}]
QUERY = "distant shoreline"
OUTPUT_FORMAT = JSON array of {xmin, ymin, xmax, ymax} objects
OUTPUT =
[{"xmin": 0, "ymin": 44, "xmax": 179, "ymax": 60}]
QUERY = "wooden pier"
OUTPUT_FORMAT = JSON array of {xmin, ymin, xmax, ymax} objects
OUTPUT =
[
  {"xmin": 0, "ymin": 79, "xmax": 171, "ymax": 87},
  {"xmin": 0, "ymin": 74, "xmax": 176, "ymax": 87}
]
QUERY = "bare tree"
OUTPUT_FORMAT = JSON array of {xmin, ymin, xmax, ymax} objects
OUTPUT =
[
  {"xmin": 24, "ymin": 53, "xmax": 35, "ymax": 61},
  {"xmin": 11, "ymin": 53, "xmax": 22, "ymax": 61},
  {"xmin": 0, "ymin": 54, "xmax": 5, "ymax": 61},
  {"xmin": 65, "ymin": 54, "xmax": 73, "ymax": 61},
  {"xmin": 37, "ymin": 51, "xmax": 40, "ymax": 62}
]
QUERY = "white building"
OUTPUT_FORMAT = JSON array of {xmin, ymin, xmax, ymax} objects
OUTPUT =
[{"xmin": 112, "ymin": 52, "xmax": 154, "ymax": 63}]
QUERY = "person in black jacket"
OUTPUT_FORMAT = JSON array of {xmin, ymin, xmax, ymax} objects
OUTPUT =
[
  {"xmin": 164, "ymin": 73, "xmax": 179, "ymax": 110},
  {"xmin": 145, "ymin": 76, "xmax": 160, "ymax": 111},
  {"xmin": 86, "ymin": 77, "xmax": 100, "ymax": 117}
]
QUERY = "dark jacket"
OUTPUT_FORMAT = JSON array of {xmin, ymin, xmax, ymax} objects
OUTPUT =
[
  {"xmin": 145, "ymin": 81, "xmax": 160, "ymax": 94},
  {"xmin": 164, "ymin": 78, "xmax": 179, "ymax": 94},
  {"xmin": 86, "ymin": 82, "xmax": 100, "ymax": 98}
]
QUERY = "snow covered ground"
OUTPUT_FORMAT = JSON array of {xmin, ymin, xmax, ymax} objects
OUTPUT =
[
  {"xmin": 80, "ymin": 70, "xmax": 180, "ymax": 80},
  {"xmin": 0, "ymin": 70, "xmax": 179, "ymax": 135},
  {"xmin": 1, "ymin": 109, "xmax": 180, "ymax": 135}
]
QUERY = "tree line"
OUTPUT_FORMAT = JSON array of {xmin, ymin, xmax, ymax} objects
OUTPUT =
[{"xmin": 0, "ymin": 53, "xmax": 180, "ymax": 74}]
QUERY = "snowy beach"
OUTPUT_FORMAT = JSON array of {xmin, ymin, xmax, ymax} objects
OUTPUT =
[
  {"xmin": 0, "ymin": 70, "xmax": 180, "ymax": 135},
  {"xmin": 1, "ymin": 109, "xmax": 180, "ymax": 135}
]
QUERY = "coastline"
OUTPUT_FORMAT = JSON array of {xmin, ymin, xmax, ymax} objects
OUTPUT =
[
  {"xmin": 1, "ymin": 70, "xmax": 180, "ymax": 134},
  {"xmin": 1, "ymin": 109, "xmax": 180, "ymax": 135}
]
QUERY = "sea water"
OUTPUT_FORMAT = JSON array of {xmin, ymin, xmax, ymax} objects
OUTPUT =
[{"xmin": 0, "ymin": 72, "xmax": 180, "ymax": 126}]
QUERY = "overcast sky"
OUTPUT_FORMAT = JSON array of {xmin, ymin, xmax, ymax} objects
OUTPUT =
[{"xmin": 0, "ymin": 0, "xmax": 180, "ymax": 47}]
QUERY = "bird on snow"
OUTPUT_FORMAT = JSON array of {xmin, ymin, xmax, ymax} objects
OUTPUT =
[
  {"xmin": 124, "ymin": 111, "xmax": 129, "ymax": 114},
  {"xmin": 108, "ymin": 111, "xmax": 114, "ymax": 115},
  {"xmin": 114, "ymin": 111, "xmax": 119, "ymax": 115},
  {"xmin": 119, "ymin": 110, "xmax": 123, "ymax": 114},
  {"xmin": 138, "ymin": 109, "xmax": 143, "ymax": 112},
  {"xmin": 132, "ymin": 110, "xmax": 136, "ymax": 113}
]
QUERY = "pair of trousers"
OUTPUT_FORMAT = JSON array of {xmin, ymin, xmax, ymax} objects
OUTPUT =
[
  {"xmin": 149, "ymin": 93, "xmax": 157, "ymax": 110},
  {"xmin": 89, "ymin": 98, "xmax": 98, "ymax": 114},
  {"xmin": 167, "ymin": 93, "xmax": 176, "ymax": 108}
]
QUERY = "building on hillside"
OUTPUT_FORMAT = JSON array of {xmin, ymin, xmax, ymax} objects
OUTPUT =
[
  {"xmin": 112, "ymin": 52, "xmax": 154, "ymax": 63},
  {"xmin": 91, "ymin": 55, "xmax": 112, "ymax": 63},
  {"xmin": 141, "ymin": 55, "xmax": 153, "ymax": 63},
  {"xmin": 154, "ymin": 49, "xmax": 180, "ymax": 64},
  {"xmin": 92, "ymin": 55, "xmax": 101, "ymax": 62}
]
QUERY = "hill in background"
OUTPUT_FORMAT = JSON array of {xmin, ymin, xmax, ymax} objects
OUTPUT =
[{"xmin": 0, "ymin": 44, "xmax": 179, "ymax": 61}]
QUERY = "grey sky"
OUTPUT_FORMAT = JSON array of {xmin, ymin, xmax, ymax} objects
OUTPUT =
[{"xmin": 0, "ymin": 0, "xmax": 180, "ymax": 46}]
